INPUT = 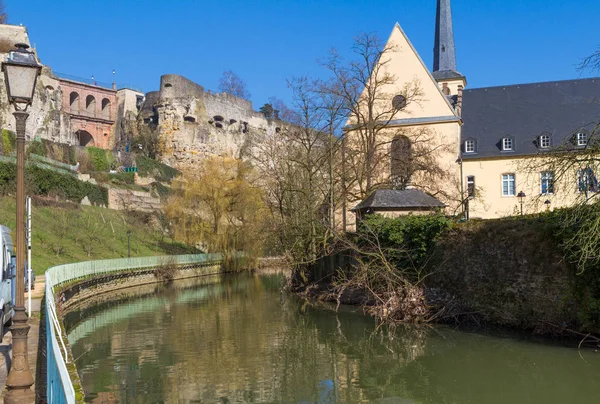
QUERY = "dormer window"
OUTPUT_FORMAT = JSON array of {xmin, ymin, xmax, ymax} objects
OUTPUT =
[
  {"xmin": 577, "ymin": 132, "xmax": 588, "ymax": 147},
  {"xmin": 502, "ymin": 137, "xmax": 513, "ymax": 151},
  {"xmin": 465, "ymin": 139, "xmax": 475, "ymax": 153},
  {"xmin": 539, "ymin": 134, "xmax": 551, "ymax": 149}
]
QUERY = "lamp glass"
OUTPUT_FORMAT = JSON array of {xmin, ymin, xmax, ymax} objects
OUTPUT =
[{"xmin": 4, "ymin": 63, "xmax": 38, "ymax": 103}]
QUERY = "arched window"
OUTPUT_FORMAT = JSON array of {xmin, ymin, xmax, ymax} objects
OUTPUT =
[
  {"xmin": 86, "ymin": 95, "xmax": 96, "ymax": 117},
  {"xmin": 390, "ymin": 135, "xmax": 412, "ymax": 189},
  {"xmin": 101, "ymin": 98, "xmax": 111, "ymax": 120},
  {"xmin": 69, "ymin": 92, "xmax": 80, "ymax": 113}
]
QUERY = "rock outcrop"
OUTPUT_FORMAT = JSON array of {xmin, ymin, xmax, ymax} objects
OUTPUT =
[{"xmin": 140, "ymin": 74, "xmax": 284, "ymax": 171}]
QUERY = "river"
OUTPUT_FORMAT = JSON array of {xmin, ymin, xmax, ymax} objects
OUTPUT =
[{"xmin": 63, "ymin": 271, "xmax": 600, "ymax": 403}]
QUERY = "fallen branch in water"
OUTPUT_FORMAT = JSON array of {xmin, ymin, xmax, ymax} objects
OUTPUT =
[{"xmin": 540, "ymin": 321, "xmax": 600, "ymax": 348}]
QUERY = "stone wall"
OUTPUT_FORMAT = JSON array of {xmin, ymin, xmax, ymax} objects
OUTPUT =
[
  {"xmin": 141, "ymin": 74, "xmax": 286, "ymax": 170},
  {"xmin": 429, "ymin": 219, "xmax": 581, "ymax": 332},
  {"xmin": 107, "ymin": 188, "xmax": 161, "ymax": 211}
]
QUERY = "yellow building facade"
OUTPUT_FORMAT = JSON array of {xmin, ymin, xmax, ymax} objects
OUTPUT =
[{"xmin": 344, "ymin": 0, "xmax": 599, "ymax": 228}]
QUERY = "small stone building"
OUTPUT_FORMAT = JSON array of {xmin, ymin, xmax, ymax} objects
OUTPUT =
[{"xmin": 351, "ymin": 189, "xmax": 446, "ymax": 224}]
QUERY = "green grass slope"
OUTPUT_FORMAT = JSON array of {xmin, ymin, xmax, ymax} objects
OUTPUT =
[{"xmin": 0, "ymin": 196, "xmax": 197, "ymax": 275}]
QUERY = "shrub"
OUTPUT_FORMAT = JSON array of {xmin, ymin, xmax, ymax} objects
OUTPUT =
[
  {"xmin": 0, "ymin": 161, "xmax": 108, "ymax": 206},
  {"xmin": 136, "ymin": 155, "xmax": 180, "ymax": 183},
  {"xmin": 155, "ymin": 182, "xmax": 170, "ymax": 198},
  {"xmin": 358, "ymin": 213, "xmax": 453, "ymax": 271},
  {"xmin": 86, "ymin": 147, "xmax": 109, "ymax": 172},
  {"xmin": 68, "ymin": 145, "xmax": 76, "ymax": 165},
  {"xmin": 1, "ymin": 129, "xmax": 15, "ymax": 155},
  {"xmin": 27, "ymin": 139, "xmax": 46, "ymax": 157},
  {"xmin": 109, "ymin": 172, "xmax": 135, "ymax": 185}
]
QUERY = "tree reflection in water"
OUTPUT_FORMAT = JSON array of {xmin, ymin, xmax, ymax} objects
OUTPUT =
[{"xmin": 66, "ymin": 272, "xmax": 600, "ymax": 404}]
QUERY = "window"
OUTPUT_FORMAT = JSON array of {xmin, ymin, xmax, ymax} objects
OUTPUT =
[
  {"xmin": 539, "ymin": 134, "xmax": 551, "ymax": 149},
  {"xmin": 541, "ymin": 171, "xmax": 554, "ymax": 195},
  {"xmin": 578, "ymin": 167, "xmax": 598, "ymax": 193},
  {"xmin": 465, "ymin": 140, "xmax": 475, "ymax": 153},
  {"xmin": 502, "ymin": 137, "xmax": 513, "ymax": 151},
  {"xmin": 502, "ymin": 174, "xmax": 515, "ymax": 196},
  {"xmin": 467, "ymin": 176, "xmax": 475, "ymax": 197},
  {"xmin": 392, "ymin": 94, "xmax": 407, "ymax": 110},
  {"xmin": 577, "ymin": 132, "xmax": 588, "ymax": 147},
  {"xmin": 391, "ymin": 135, "xmax": 412, "ymax": 189}
]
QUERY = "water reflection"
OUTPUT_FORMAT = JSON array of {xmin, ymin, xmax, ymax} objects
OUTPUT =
[{"xmin": 65, "ymin": 272, "xmax": 600, "ymax": 403}]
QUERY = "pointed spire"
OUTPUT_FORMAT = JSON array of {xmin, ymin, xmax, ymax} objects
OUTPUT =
[{"xmin": 433, "ymin": 0, "xmax": 460, "ymax": 76}]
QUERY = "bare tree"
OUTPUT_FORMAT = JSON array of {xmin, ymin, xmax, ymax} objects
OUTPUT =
[
  {"xmin": 579, "ymin": 48, "xmax": 600, "ymax": 72},
  {"xmin": 321, "ymin": 33, "xmax": 457, "ymax": 227},
  {"xmin": 518, "ymin": 122, "xmax": 600, "ymax": 273},
  {"xmin": 218, "ymin": 70, "xmax": 251, "ymax": 100},
  {"xmin": 0, "ymin": 1, "xmax": 7, "ymax": 24}
]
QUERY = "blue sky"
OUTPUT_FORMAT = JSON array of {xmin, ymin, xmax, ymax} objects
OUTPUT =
[{"xmin": 7, "ymin": 0, "xmax": 600, "ymax": 108}]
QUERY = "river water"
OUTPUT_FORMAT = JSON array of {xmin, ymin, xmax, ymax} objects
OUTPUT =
[{"xmin": 64, "ymin": 272, "xmax": 600, "ymax": 403}]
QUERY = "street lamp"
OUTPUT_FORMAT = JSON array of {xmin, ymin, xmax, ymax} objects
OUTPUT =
[
  {"xmin": 544, "ymin": 199, "xmax": 551, "ymax": 211},
  {"xmin": 2, "ymin": 43, "xmax": 40, "ymax": 403},
  {"xmin": 127, "ymin": 230, "xmax": 132, "ymax": 258},
  {"xmin": 517, "ymin": 191, "xmax": 526, "ymax": 216}
]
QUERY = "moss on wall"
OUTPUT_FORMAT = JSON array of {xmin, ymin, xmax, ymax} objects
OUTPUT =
[{"xmin": 428, "ymin": 217, "xmax": 588, "ymax": 332}]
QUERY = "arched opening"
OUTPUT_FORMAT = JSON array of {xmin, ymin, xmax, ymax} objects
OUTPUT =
[
  {"xmin": 69, "ymin": 92, "xmax": 80, "ymax": 114},
  {"xmin": 86, "ymin": 95, "xmax": 96, "ymax": 117},
  {"xmin": 390, "ymin": 135, "xmax": 412, "ymax": 189},
  {"xmin": 101, "ymin": 98, "xmax": 111, "ymax": 120},
  {"xmin": 76, "ymin": 130, "xmax": 95, "ymax": 147}
]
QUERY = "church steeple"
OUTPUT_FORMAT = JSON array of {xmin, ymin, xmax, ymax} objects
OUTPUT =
[{"xmin": 433, "ymin": 0, "xmax": 461, "ymax": 79}]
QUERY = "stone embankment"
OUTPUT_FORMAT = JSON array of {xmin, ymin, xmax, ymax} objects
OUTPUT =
[{"xmin": 60, "ymin": 264, "xmax": 220, "ymax": 312}]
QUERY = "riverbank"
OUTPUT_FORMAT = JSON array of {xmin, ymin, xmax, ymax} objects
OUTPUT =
[
  {"xmin": 0, "ymin": 196, "xmax": 198, "ymax": 276},
  {"xmin": 290, "ymin": 214, "xmax": 600, "ymax": 342}
]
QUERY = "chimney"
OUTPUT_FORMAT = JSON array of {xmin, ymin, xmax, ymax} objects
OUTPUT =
[
  {"xmin": 442, "ymin": 82, "xmax": 450, "ymax": 95},
  {"xmin": 456, "ymin": 85, "xmax": 464, "ymax": 117}
]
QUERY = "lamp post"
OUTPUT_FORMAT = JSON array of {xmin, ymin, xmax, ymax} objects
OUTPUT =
[
  {"xmin": 517, "ymin": 191, "xmax": 526, "ymax": 216},
  {"xmin": 544, "ymin": 199, "xmax": 551, "ymax": 212},
  {"xmin": 2, "ymin": 43, "xmax": 40, "ymax": 403},
  {"xmin": 127, "ymin": 230, "xmax": 132, "ymax": 258}
]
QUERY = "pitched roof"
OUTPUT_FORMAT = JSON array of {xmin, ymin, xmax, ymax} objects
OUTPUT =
[
  {"xmin": 461, "ymin": 78, "xmax": 600, "ymax": 159},
  {"xmin": 351, "ymin": 189, "xmax": 446, "ymax": 211}
]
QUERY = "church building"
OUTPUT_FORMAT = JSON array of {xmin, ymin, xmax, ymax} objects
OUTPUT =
[{"xmin": 345, "ymin": 0, "xmax": 600, "ymax": 228}]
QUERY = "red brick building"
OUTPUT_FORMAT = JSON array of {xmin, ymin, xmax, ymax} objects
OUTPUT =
[{"xmin": 59, "ymin": 79, "xmax": 117, "ymax": 149}]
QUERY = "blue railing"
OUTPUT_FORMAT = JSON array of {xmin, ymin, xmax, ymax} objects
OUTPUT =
[{"xmin": 45, "ymin": 254, "xmax": 223, "ymax": 403}]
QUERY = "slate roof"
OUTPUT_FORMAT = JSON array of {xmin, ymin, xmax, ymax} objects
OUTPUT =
[
  {"xmin": 432, "ymin": 70, "xmax": 464, "ymax": 80},
  {"xmin": 461, "ymin": 78, "xmax": 600, "ymax": 159},
  {"xmin": 433, "ymin": 0, "xmax": 457, "ymax": 73},
  {"xmin": 351, "ymin": 189, "xmax": 446, "ymax": 211}
]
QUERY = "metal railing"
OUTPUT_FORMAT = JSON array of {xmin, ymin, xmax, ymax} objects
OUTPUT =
[{"xmin": 45, "ymin": 253, "xmax": 222, "ymax": 403}]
